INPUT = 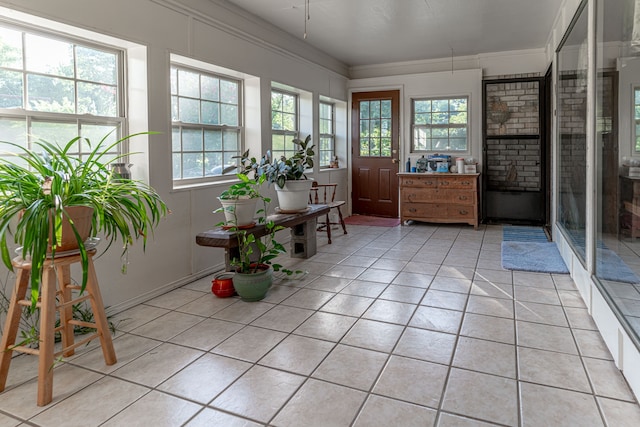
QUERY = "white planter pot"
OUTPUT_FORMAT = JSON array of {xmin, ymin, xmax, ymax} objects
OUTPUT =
[
  {"xmin": 275, "ymin": 179, "xmax": 313, "ymax": 212},
  {"xmin": 218, "ymin": 197, "xmax": 259, "ymax": 226}
]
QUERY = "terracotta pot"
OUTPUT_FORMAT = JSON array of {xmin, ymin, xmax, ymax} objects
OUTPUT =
[{"xmin": 48, "ymin": 206, "xmax": 94, "ymax": 252}]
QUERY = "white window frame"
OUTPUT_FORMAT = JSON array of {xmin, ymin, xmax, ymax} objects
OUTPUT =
[
  {"xmin": 271, "ymin": 88, "xmax": 299, "ymax": 160},
  {"xmin": 411, "ymin": 96, "xmax": 469, "ymax": 153},
  {"xmin": 634, "ymin": 87, "xmax": 640, "ymax": 152},
  {"xmin": 0, "ymin": 22, "xmax": 126, "ymax": 160},
  {"xmin": 170, "ymin": 63, "xmax": 243, "ymax": 183},
  {"xmin": 319, "ymin": 101, "xmax": 335, "ymax": 167}
]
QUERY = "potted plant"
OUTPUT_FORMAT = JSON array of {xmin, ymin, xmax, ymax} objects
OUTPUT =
[
  {"xmin": 216, "ymin": 173, "xmax": 263, "ymax": 228},
  {"xmin": 216, "ymin": 175, "xmax": 303, "ymax": 301},
  {"xmin": 239, "ymin": 134, "xmax": 315, "ymax": 212},
  {"xmin": 0, "ymin": 132, "xmax": 168, "ymax": 306}
]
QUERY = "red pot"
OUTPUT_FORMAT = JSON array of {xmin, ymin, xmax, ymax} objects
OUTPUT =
[{"xmin": 211, "ymin": 272, "xmax": 235, "ymax": 298}]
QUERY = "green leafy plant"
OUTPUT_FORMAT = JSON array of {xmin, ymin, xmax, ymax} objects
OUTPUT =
[
  {"xmin": 0, "ymin": 131, "xmax": 168, "ymax": 306},
  {"xmin": 238, "ymin": 134, "xmax": 314, "ymax": 188},
  {"xmin": 215, "ymin": 173, "xmax": 301, "ymax": 276}
]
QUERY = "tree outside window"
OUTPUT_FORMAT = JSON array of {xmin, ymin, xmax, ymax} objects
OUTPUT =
[
  {"xmin": 271, "ymin": 89, "xmax": 298, "ymax": 160},
  {"xmin": 319, "ymin": 101, "xmax": 335, "ymax": 167},
  {"xmin": 412, "ymin": 97, "xmax": 468, "ymax": 152},
  {"xmin": 0, "ymin": 24, "xmax": 123, "ymax": 161},
  {"xmin": 171, "ymin": 65, "xmax": 242, "ymax": 180}
]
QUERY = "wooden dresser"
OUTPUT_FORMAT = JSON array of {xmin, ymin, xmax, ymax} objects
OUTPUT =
[{"xmin": 398, "ymin": 173, "xmax": 480, "ymax": 229}]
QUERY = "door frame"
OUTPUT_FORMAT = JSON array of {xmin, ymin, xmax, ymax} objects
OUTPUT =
[{"xmin": 349, "ymin": 89, "xmax": 402, "ymax": 217}]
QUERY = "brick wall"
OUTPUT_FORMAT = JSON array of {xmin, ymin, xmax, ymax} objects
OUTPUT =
[
  {"xmin": 486, "ymin": 80, "xmax": 540, "ymax": 136},
  {"xmin": 486, "ymin": 138, "xmax": 541, "ymax": 191}
]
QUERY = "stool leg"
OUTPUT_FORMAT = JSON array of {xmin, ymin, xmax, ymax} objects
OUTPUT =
[
  {"xmin": 85, "ymin": 258, "xmax": 116, "ymax": 366},
  {"xmin": 0, "ymin": 268, "xmax": 30, "ymax": 392},
  {"xmin": 337, "ymin": 207, "xmax": 348, "ymax": 235},
  {"xmin": 325, "ymin": 212, "xmax": 332, "ymax": 244},
  {"xmin": 57, "ymin": 265, "xmax": 75, "ymax": 357},
  {"xmin": 37, "ymin": 265, "xmax": 57, "ymax": 406}
]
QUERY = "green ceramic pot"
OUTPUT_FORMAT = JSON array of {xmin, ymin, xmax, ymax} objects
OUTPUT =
[{"xmin": 232, "ymin": 264, "xmax": 273, "ymax": 301}]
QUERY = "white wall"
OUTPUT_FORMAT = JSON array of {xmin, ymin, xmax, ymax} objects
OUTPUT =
[
  {"xmin": 0, "ymin": 0, "xmax": 350, "ymax": 313},
  {"xmin": 348, "ymin": 69, "xmax": 484, "ymax": 173}
]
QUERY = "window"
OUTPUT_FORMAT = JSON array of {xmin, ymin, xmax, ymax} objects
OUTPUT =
[
  {"xmin": 359, "ymin": 99, "xmax": 392, "ymax": 157},
  {"xmin": 635, "ymin": 87, "xmax": 640, "ymax": 152},
  {"xmin": 319, "ymin": 101, "xmax": 335, "ymax": 167},
  {"xmin": 0, "ymin": 24, "xmax": 124, "ymax": 160},
  {"xmin": 171, "ymin": 65, "xmax": 241, "ymax": 180},
  {"xmin": 271, "ymin": 89, "xmax": 298, "ymax": 160},
  {"xmin": 411, "ymin": 97, "xmax": 468, "ymax": 152}
]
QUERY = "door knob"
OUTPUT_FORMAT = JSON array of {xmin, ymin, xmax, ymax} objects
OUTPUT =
[{"xmin": 392, "ymin": 159, "xmax": 399, "ymax": 164}]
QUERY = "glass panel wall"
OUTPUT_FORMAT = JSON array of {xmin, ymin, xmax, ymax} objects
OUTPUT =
[
  {"xmin": 557, "ymin": 1, "xmax": 589, "ymax": 262},
  {"xmin": 595, "ymin": 0, "xmax": 640, "ymax": 342}
]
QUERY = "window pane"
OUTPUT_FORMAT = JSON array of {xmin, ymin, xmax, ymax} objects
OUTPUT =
[
  {"xmin": 282, "ymin": 112, "xmax": 296, "ymax": 131},
  {"xmin": 25, "ymin": 34, "xmax": 73, "ymax": 77},
  {"xmin": 31, "ymin": 121, "xmax": 77, "ymax": 149},
  {"xmin": 170, "ymin": 68, "xmax": 178, "ymax": 95},
  {"xmin": 201, "ymin": 100, "xmax": 220, "ymax": 125},
  {"xmin": 432, "ymin": 128, "xmax": 448, "ymax": 138},
  {"xmin": 432, "ymin": 99, "xmax": 449, "ymax": 112},
  {"xmin": 0, "ymin": 27, "xmax": 23, "ymax": 69},
  {"xmin": 360, "ymin": 120, "xmax": 369, "ymax": 137},
  {"xmin": 381, "ymin": 138, "xmax": 391, "ymax": 156},
  {"xmin": 201, "ymin": 75, "xmax": 219, "ymax": 101},
  {"xmin": 381, "ymin": 100, "xmax": 391, "ymax": 118},
  {"xmin": 449, "ymin": 138, "xmax": 466, "ymax": 151},
  {"xmin": 320, "ymin": 119, "xmax": 330, "ymax": 134},
  {"xmin": 370, "ymin": 138, "xmax": 380, "ymax": 156},
  {"xmin": 220, "ymin": 80, "xmax": 238, "ymax": 104},
  {"xmin": 204, "ymin": 152, "xmax": 222, "ymax": 176},
  {"xmin": 371, "ymin": 101, "xmax": 381, "ymax": 119},
  {"xmin": 272, "ymin": 133, "xmax": 286, "ymax": 151},
  {"xmin": 178, "ymin": 69, "xmax": 199, "ymax": 98},
  {"xmin": 204, "ymin": 130, "xmax": 222, "ymax": 151},
  {"xmin": 220, "ymin": 104, "xmax": 238, "ymax": 126},
  {"xmin": 0, "ymin": 119, "xmax": 27, "ymax": 153},
  {"xmin": 360, "ymin": 101, "xmax": 369, "ymax": 119},
  {"xmin": 76, "ymin": 46, "xmax": 117, "ymax": 85},
  {"xmin": 27, "ymin": 75, "xmax": 74, "ymax": 113},
  {"xmin": 450, "ymin": 111, "xmax": 467, "ymax": 124},
  {"xmin": 182, "ymin": 153, "xmax": 203, "ymax": 178},
  {"xmin": 178, "ymin": 98, "xmax": 200, "ymax": 123},
  {"xmin": 172, "ymin": 127, "xmax": 181, "ymax": 151},
  {"xmin": 432, "ymin": 112, "xmax": 449, "ymax": 124},
  {"xmin": 172, "ymin": 153, "xmax": 182, "ymax": 179},
  {"xmin": 360, "ymin": 138, "xmax": 369, "ymax": 156},
  {"xmin": 78, "ymin": 81, "xmax": 117, "ymax": 116},
  {"xmin": 182, "ymin": 129, "xmax": 202, "ymax": 151},
  {"xmin": 415, "ymin": 100, "xmax": 431, "ymax": 113},
  {"xmin": 224, "ymin": 130, "xmax": 239, "ymax": 150},
  {"xmin": 381, "ymin": 119, "xmax": 391, "ymax": 137},
  {"xmin": 451, "ymin": 98, "xmax": 467, "ymax": 111},
  {"xmin": 449, "ymin": 127, "xmax": 467, "ymax": 138},
  {"xmin": 282, "ymin": 93, "xmax": 296, "ymax": 114},
  {"xmin": 0, "ymin": 69, "xmax": 23, "ymax": 108}
]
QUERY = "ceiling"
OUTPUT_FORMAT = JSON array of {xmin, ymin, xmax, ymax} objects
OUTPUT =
[{"xmin": 222, "ymin": 0, "xmax": 565, "ymax": 67}]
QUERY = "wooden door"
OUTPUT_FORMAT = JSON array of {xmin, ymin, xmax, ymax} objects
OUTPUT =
[{"xmin": 351, "ymin": 90, "xmax": 400, "ymax": 217}]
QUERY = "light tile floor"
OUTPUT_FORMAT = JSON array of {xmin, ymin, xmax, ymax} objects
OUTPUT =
[{"xmin": 2, "ymin": 223, "xmax": 640, "ymax": 426}]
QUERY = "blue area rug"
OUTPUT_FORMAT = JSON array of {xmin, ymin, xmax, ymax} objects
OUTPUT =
[
  {"xmin": 596, "ymin": 248, "xmax": 640, "ymax": 284},
  {"xmin": 503, "ymin": 226, "xmax": 549, "ymax": 242},
  {"xmin": 501, "ymin": 241, "xmax": 569, "ymax": 274}
]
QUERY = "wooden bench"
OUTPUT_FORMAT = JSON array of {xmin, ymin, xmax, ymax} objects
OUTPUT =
[{"xmin": 196, "ymin": 204, "xmax": 330, "ymax": 271}]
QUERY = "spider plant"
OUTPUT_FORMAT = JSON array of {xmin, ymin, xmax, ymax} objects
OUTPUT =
[{"xmin": 0, "ymin": 131, "xmax": 168, "ymax": 306}]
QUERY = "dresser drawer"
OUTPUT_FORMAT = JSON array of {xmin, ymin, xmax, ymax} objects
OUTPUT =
[
  {"xmin": 402, "ymin": 188, "xmax": 475, "ymax": 205},
  {"xmin": 400, "ymin": 176, "xmax": 438, "ymax": 188},
  {"xmin": 437, "ymin": 177, "xmax": 477, "ymax": 190},
  {"xmin": 401, "ymin": 203, "xmax": 444, "ymax": 218},
  {"xmin": 447, "ymin": 204, "xmax": 476, "ymax": 219}
]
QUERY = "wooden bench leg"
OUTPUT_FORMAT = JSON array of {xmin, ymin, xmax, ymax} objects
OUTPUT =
[{"xmin": 0, "ymin": 268, "xmax": 30, "ymax": 392}]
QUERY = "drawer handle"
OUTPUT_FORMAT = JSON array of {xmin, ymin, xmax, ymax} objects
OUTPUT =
[
  {"xmin": 461, "ymin": 181, "xmax": 471, "ymax": 186},
  {"xmin": 424, "ymin": 181, "xmax": 434, "ymax": 186},
  {"xmin": 441, "ymin": 181, "xmax": 449, "ymax": 186},
  {"xmin": 409, "ymin": 208, "xmax": 417, "ymax": 213},
  {"xmin": 459, "ymin": 210, "xmax": 468, "ymax": 215},
  {"xmin": 458, "ymin": 196, "xmax": 468, "ymax": 201},
  {"xmin": 405, "ymin": 180, "xmax": 413, "ymax": 185}
]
